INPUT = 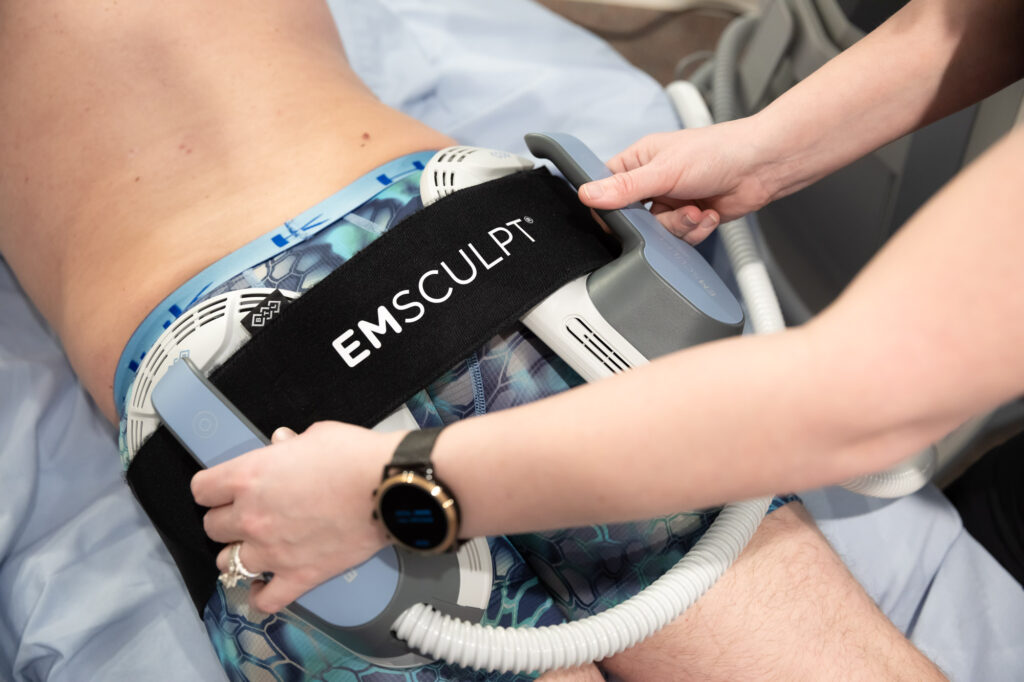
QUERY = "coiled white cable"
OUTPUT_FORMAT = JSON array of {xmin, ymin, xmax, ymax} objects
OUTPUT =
[
  {"xmin": 840, "ymin": 446, "xmax": 938, "ymax": 497},
  {"xmin": 391, "ymin": 35, "xmax": 936, "ymax": 662},
  {"xmin": 392, "ymin": 497, "xmax": 770, "ymax": 673},
  {"xmin": 384, "ymin": 139, "xmax": 776, "ymax": 672},
  {"xmin": 718, "ymin": 212, "xmax": 935, "ymax": 497},
  {"xmin": 720, "ymin": 220, "xmax": 786, "ymax": 335}
]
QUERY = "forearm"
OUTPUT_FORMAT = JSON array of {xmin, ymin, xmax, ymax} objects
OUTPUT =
[
  {"xmin": 752, "ymin": 0, "xmax": 1024, "ymax": 200},
  {"xmin": 442, "ymin": 328, "xmax": 848, "ymax": 537},
  {"xmin": 440, "ymin": 125, "xmax": 1024, "ymax": 539}
]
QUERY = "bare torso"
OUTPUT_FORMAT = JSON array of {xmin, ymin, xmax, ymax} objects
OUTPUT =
[{"xmin": 0, "ymin": 0, "xmax": 454, "ymax": 422}]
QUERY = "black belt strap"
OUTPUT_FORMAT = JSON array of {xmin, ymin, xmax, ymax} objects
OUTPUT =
[{"xmin": 126, "ymin": 169, "xmax": 615, "ymax": 612}]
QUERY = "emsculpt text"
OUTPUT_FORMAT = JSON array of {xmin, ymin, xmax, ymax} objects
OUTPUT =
[{"xmin": 331, "ymin": 218, "xmax": 535, "ymax": 367}]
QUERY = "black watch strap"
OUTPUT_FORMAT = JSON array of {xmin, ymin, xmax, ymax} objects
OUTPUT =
[{"xmin": 386, "ymin": 427, "xmax": 444, "ymax": 473}]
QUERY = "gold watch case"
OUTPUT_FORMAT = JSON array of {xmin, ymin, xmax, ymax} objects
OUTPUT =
[{"xmin": 374, "ymin": 469, "xmax": 460, "ymax": 554}]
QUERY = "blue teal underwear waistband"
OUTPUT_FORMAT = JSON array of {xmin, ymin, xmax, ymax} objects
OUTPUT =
[{"xmin": 113, "ymin": 151, "xmax": 436, "ymax": 415}]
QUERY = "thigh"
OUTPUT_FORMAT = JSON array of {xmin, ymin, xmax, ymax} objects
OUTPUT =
[{"xmin": 600, "ymin": 503, "xmax": 945, "ymax": 681}]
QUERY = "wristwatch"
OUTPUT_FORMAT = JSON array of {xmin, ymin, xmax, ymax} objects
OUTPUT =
[{"xmin": 373, "ymin": 427, "xmax": 461, "ymax": 554}]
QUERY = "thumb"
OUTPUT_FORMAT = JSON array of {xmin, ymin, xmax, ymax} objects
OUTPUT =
[
  {"xmin": 271, "ymin": 426, "xmax": 298, "ymax": 443},
  {"xmin": 578, "ymin": 162, "xmax": 675, "ymax": 209}
]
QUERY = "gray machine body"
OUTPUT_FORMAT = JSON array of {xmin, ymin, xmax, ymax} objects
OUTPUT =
[
  {"xmin": 525, "ymin": 133, "xmax": 744, "ymax": 358},
  {"xmin": 151, "ymin": 358, "xmax": 480, "ymax": 668},
  {"xmin": 149, "ymin": 135, "xmax": 747, "ymax": 666}
]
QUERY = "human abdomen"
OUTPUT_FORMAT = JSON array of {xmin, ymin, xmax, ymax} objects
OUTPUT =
[{"xmin": 0, "ymin": 0, "xmax": 453, "ymax": 421}]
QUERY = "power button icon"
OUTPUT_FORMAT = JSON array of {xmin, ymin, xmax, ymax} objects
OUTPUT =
[{"xmin": 192, "ymin": 410, "xmax": 219, "ymax": 439}]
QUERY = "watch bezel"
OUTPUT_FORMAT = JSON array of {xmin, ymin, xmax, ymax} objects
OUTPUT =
[{"xmin": 375, "ymin": 470, "xmax": 460, "ymax": 554}]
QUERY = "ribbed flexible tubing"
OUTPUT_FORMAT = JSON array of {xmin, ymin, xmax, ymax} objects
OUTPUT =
[
  {"xmin": 840, "ymin": 445, "xmax": 937, "ymax": 497},
  {"xmin": 392, "ymin": 498, "xmax": 770, "ymax": 673},
  {"xmin": 709, "ymin": 14, "xmax": 933, "ymax": 498},
  {"xmin": 390, "ymin": 10, "xmax": 936, "ymax": 668},
  {"xmin": 388, "ymin": 15, "xmax": 776, "ymax": 670}
]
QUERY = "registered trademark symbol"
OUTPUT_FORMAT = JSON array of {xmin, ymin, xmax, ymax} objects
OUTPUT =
[{"xmin": 524, "ymin": 216, "xmax": 534, "ymax": 224}]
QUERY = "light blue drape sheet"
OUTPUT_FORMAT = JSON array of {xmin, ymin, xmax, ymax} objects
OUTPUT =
[{"xmin": 1, "ymin": 1, "xmax": 1021, "ymax": 679}]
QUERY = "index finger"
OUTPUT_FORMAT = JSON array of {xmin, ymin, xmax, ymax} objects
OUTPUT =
[
  {"xmin": 607, "ymin": 144, "xmax": 648, "ymax": 175},
  {"xmin": 606, "ymin": 132, "xmax": 669, "ymax": 175}
]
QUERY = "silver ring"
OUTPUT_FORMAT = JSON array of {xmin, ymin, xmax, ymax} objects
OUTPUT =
[{"xmin": 218, "ymin": 542, "xmax": 261, "ymax": 588}]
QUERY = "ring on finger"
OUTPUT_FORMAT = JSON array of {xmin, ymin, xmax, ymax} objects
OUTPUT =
[{"xmin": 218, "ymin": 541, "xmax": 262, "ymax": 588}]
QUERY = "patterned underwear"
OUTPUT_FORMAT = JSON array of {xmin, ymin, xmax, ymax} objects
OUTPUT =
[{"xmin": 117, "ymin": 151, "xmax": 795, "ymax": 682}]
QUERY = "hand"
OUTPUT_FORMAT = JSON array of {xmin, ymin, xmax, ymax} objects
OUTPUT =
[
  {"xmin": 579, "ymin": 119, "xmax": 775, "ymax": 244},
  {"xmin": 191, "ymin": 421, "xmax": 405, "ymax": 613}
]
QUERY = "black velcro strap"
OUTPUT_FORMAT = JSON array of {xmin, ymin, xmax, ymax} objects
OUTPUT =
[{"xmin": 126, "ymin": 168, "xmax": 615, "ymax": 612}]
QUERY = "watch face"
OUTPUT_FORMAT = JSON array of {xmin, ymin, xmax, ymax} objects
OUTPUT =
[{"xmin": 378, "ymin": 480, "xmax": 451, "ymax": 551}]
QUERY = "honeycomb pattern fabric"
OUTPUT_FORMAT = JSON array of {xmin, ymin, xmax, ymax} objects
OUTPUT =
[
  {"xmin": 125, "ymin": 160, "xmax": 795, "ymax": 680},
  {"xmin": 205, "ymin": 537, "xmax": 561, "ymax": 682}
]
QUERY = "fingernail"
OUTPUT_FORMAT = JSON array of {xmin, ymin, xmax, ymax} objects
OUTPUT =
[
  {"xmin": 272, "ymin": 426, "xmax": 297, "ymax": 443},
  {"xmin": 581, "ymin": 182, "xmax": 604, "ymax": 201},
  {"xmin": 682, "ymin": 214, "xmax": 699, "ymax": 229}
]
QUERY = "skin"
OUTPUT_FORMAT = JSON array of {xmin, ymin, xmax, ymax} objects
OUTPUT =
[
  {"xmin": 0, "ymin": 0, "xmax": 454, "ymax": 425},
  {"xmin": 191, "ymin": 0, "xmax": 1024, "ymax": 614},
  {"xmin": 583, "ymin": 0, "xmax": 1024, "ymax": 244},
  {"xmin": 1, "ymin": 0, "xmax": 1009, "ymax": 678}
]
